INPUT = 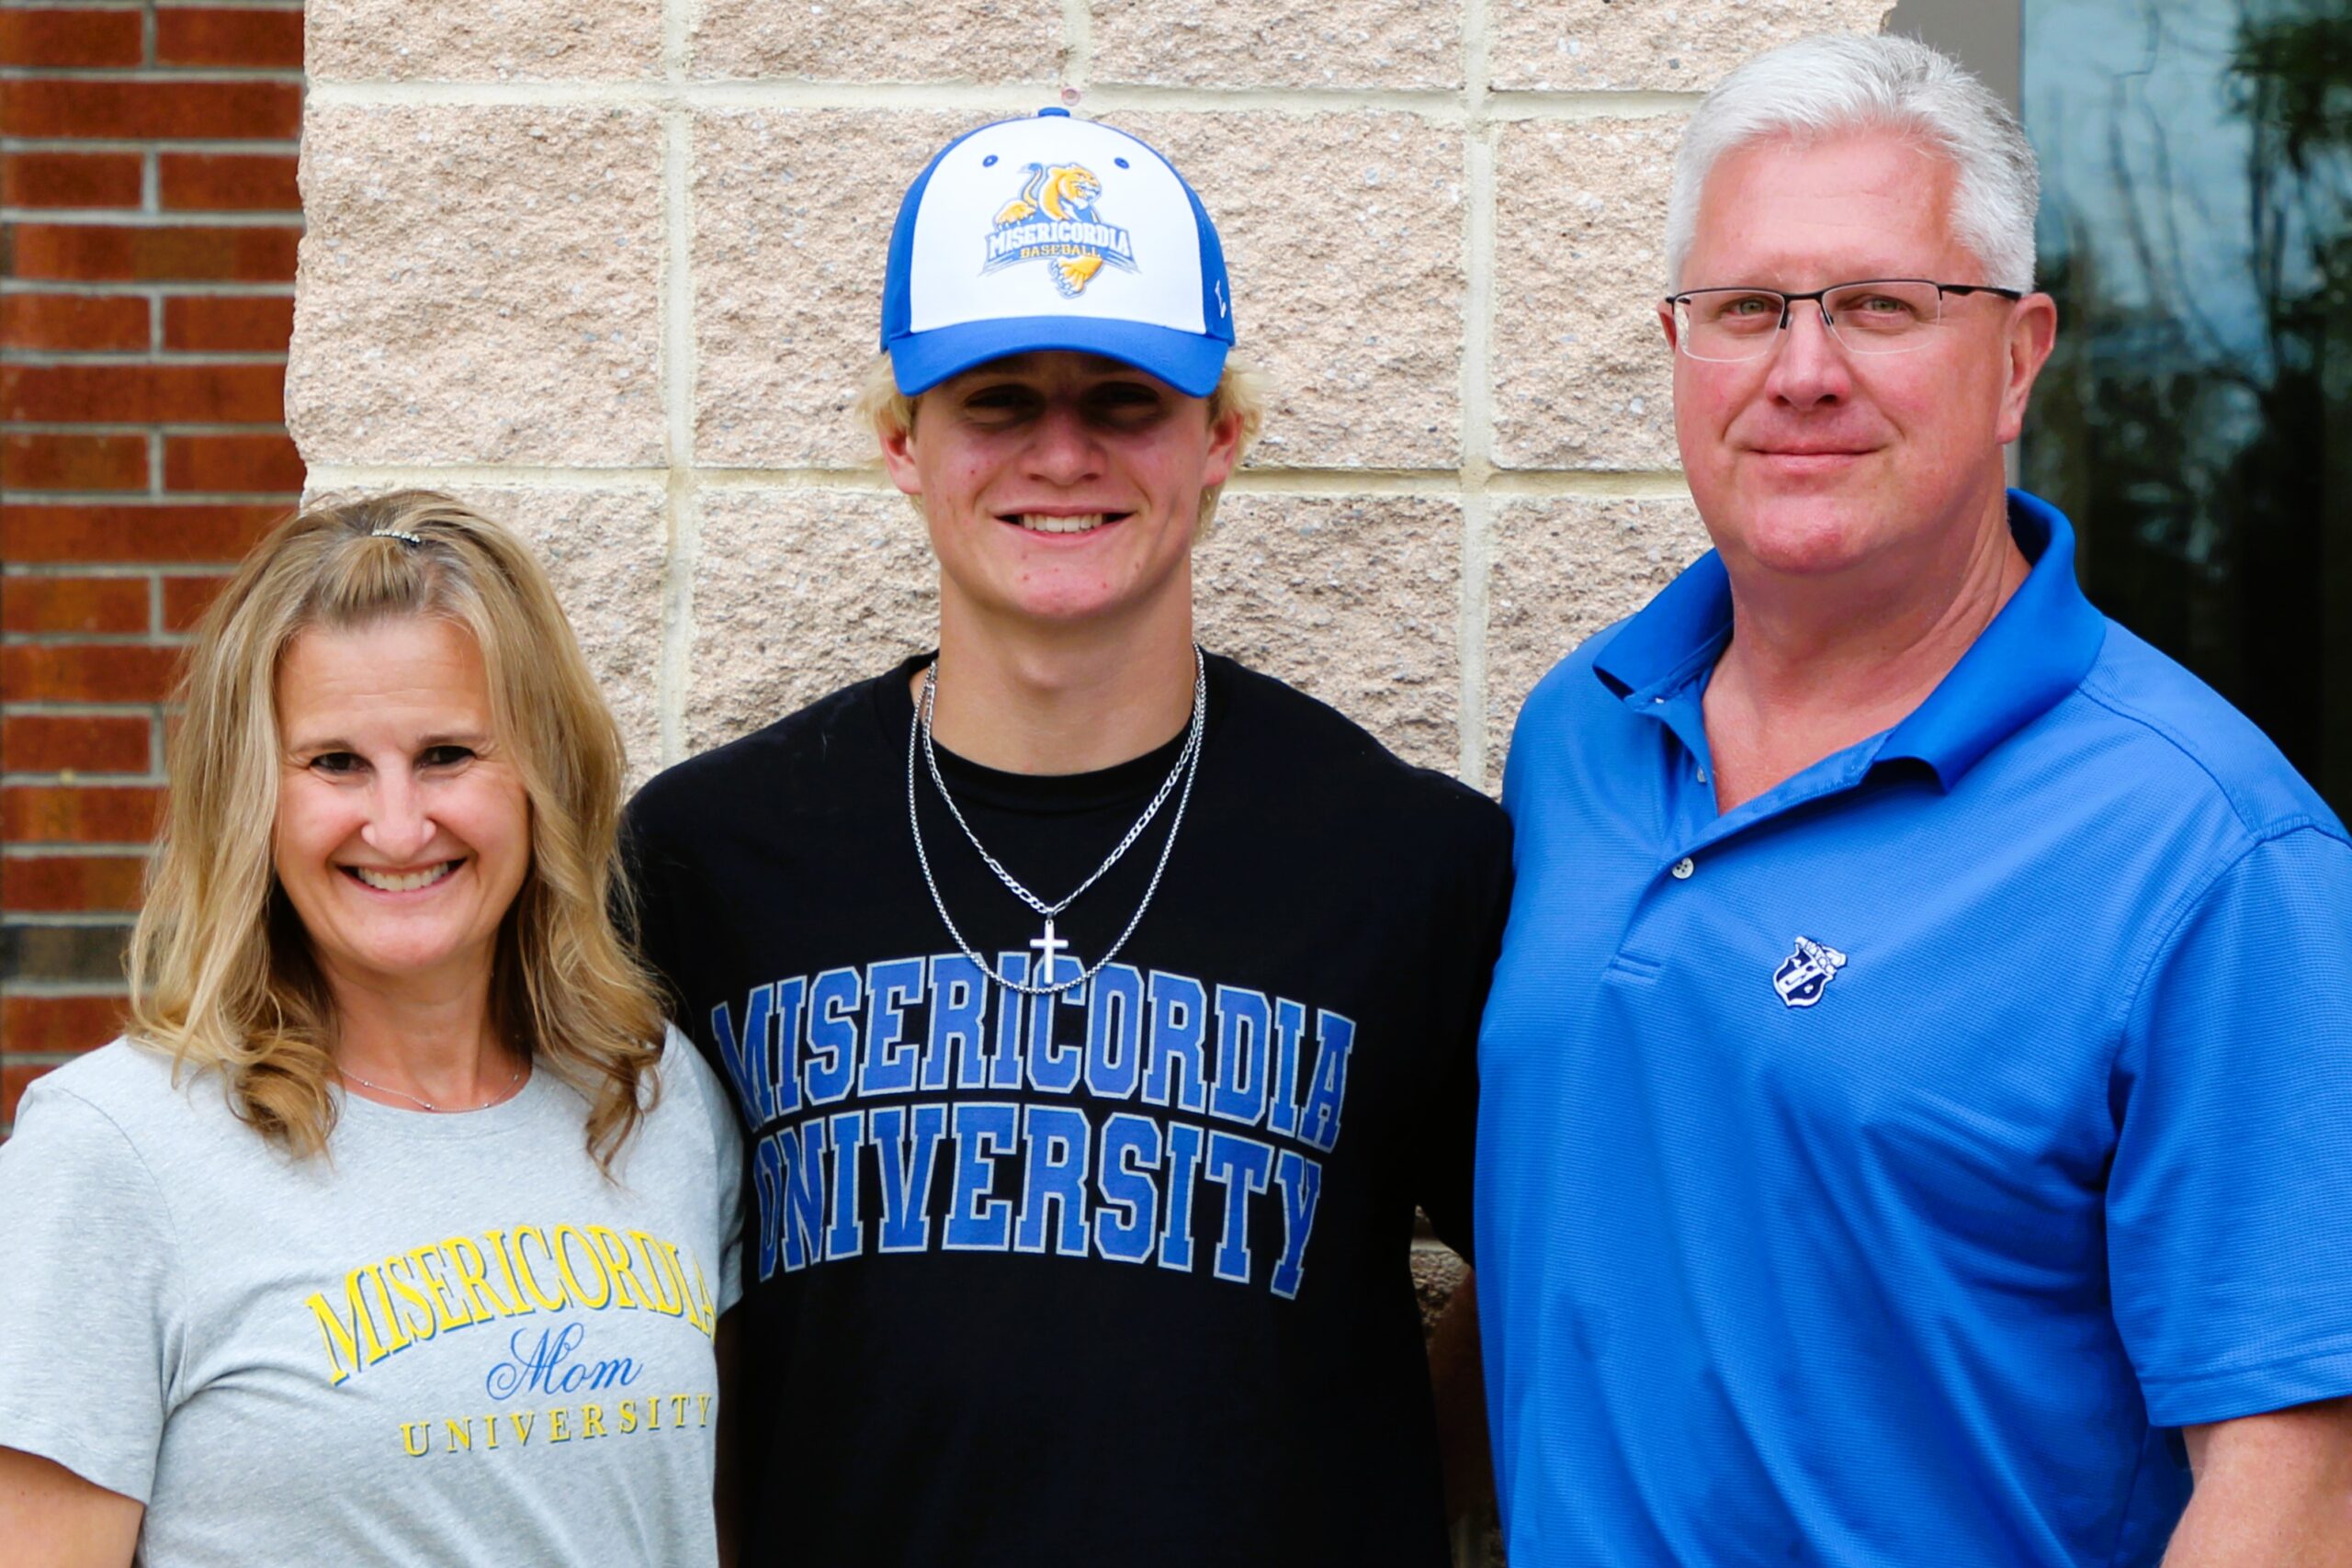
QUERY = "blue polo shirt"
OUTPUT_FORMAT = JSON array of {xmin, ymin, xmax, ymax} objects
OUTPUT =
[{"xmin": 1476, "ymin": 493, "xmax": 2352, "ymax": 1565}]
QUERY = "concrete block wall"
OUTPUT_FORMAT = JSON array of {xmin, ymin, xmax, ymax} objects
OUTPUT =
[
  {"xmin": 289, "ymin": 0, "xmax": 1893, "ymax": 805},
  {"xmin": 0, "ymin": 0, "xmax": 307, "ymax": 1130}
]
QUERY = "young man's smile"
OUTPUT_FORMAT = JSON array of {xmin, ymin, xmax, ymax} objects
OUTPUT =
[{"xmin": 881, "ymin": 350, "xmax": 1242, "ymax": 632}]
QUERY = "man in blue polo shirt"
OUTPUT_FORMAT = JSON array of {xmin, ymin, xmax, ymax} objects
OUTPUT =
[{"xmin": 1476, "ymin": 32, "xmax": 2352, "ymax": 1565}]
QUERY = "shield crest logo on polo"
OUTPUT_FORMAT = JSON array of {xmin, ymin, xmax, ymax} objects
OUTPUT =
[{"xmin": 1772, "ymin": 936, "xmax": 1849, "ymax": 1009}]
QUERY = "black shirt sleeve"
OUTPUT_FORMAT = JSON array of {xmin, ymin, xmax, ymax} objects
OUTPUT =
[{"xmin": 617, "ymin": 784, "xmax": 690, "ymax": 1027}]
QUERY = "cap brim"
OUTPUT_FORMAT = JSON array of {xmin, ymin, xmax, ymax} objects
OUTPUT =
[{"xmin": 888, "ymin": 316, "xmax": 1230, "ymax": 398}]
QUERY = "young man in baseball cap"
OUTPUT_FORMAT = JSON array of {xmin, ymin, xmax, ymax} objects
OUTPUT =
[{"xmin": 625, "ymin": 109, "xmax": 1510, "ymax": 1564}]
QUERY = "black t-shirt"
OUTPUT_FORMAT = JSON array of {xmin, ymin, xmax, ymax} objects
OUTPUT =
[{"xmin": 624, "ymin": 652, "xmax": 1512, "ymax": 1567}]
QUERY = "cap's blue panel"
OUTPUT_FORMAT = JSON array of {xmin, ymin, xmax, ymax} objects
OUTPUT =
[{"xmin": 1181, "ymin": 159, "xmax": 1236, "ymax": 346}]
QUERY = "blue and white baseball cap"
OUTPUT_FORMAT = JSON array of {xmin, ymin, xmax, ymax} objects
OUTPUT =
[{"xmin": 880, "ymin": 108, "xmax": 1235, "ymax": 398}]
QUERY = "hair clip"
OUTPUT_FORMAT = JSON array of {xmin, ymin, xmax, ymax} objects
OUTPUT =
[{"xmin": 370, "ymin": 528, "xmax": 425, "ymax": 546}]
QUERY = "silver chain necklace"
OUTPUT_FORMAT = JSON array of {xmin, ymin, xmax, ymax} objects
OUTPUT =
[
  {"xmin": 908, "ymin": 647, "xmax": 1206, "ymax": 998},
  {"xmin": 337, "ymin": 1062, "xmax": 525, "ymax": 1114}
]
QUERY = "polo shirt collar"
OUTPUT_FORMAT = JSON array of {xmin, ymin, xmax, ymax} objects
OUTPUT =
[
  {"xmin": 1593, "ymin": 490, "xmax": 2109, "ymax": 790},
  {"xmin": 1591, "ymin": 550, "xmax": 1734, "ymax": 704}
]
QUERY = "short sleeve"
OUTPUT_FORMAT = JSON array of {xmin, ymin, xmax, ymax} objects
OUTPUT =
[
  {"xmin": 2109, "ymin": 827, "xmax": 2352, "ymax": 1427},
  {"xmin": 0, "ymin": 1078, "xmax": 179, "ymax": 1500},
  {"xmin": 1417, "ymin": 802, "xmax": 1515, "ymax": 1263},
  {"xmin": 662, "ymin": 1024, "xmax": 747, "ymax": 1314}
]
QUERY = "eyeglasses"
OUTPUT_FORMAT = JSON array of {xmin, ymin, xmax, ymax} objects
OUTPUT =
[{"xmin": 1666, "ymin": 278, "xmax": 2024, "ymax": 362}]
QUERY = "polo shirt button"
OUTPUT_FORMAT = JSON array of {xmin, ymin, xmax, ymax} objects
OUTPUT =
[
  {"xmin": 1696, "ymin": 766, "xmax": 1709, "ymax": 784},
  {"xmin": 1671, "ymin": 857, "xmax": 1695, "ymax": 880}
]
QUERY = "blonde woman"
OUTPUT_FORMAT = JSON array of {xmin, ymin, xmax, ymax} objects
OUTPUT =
[{"xmin": 0, "ymin": 493, "xmax": 741, "ymax": 1567}]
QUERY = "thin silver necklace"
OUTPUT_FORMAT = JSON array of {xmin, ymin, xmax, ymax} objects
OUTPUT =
[
  {"xmin": 338, "ymin": 1061, "xmax": 526, "ymax": 1113},
  {"xmin": 909, "ymin": 647, "xmax": 1206, "ymax": 998}
]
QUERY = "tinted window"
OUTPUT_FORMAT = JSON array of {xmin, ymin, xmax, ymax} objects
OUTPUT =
[{"xmin": 2021, "ymin": 0, "xmax": 2352, "ymax": 813}]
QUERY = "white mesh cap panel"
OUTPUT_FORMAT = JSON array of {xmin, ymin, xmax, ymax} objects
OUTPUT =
[{"xmin": 906, "ymin": 118, "xmax": 1208, "ymax": 336}]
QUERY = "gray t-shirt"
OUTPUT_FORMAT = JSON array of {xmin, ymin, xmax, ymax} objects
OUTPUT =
[{"xmin": 0, "ymin": 1029, "xmax": 742, "ymax": 1567}]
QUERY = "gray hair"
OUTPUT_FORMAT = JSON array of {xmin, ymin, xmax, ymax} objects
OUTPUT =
[{"xmin": 1665, "ymin": 33, "xmax": 2039, "ymax": 293}]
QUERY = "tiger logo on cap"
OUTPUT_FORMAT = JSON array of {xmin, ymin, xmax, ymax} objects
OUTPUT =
[{"xmin": 983, "ymin": 162, "xmax": 1137, "ymax": 299}]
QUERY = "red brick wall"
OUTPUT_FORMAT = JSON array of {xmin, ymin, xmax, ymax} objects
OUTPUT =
[{"xmin": 2, "ymin": 2, "xmax": 304, "ymax": 1131}]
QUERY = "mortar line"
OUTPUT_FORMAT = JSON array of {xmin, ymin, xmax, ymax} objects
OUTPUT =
[
  {"xmin": 5, "ymin": 624, "xmax": 192, "ymax": 645},
  {"xmin": 302, "ymin": 79, "xmax": 1702, "ymax": 123},
  {"xmin": 5, "ymin": 564, "xmax": 288, "ymax": 581},
  {"xmin": 308, "ymin": 80, "xmax": 1063, "ymax": 113},
  {"xmin": 1061, "ymin": 0, "xmax": 1091, "ymax": 95},
  {"xmin": 3, "ymin": 422, "xmax": 297, "ymax": 436},
  {"xmin": 0, "ymin": 210, "xmax": 305, "ymax": 228},
  {"xmin": 0, "ymin": 699, "xmax": 175, "ymax": 719},
  {"xmin": 3, "ymin": 350, "xmax": 292, "ymax": 368},
  {"xmin": 0, "ymin": 279, "xmax": 295, "ymax": 298},
  {"xmin": 1488, "ymin": 90, "xmax": 1700, "ymax": 120},
  {"xmin": 657, "ymin": 105, "xmax": 698, "ymax": 771},
  {"xmin": 664, "ymin": 0, "xmax": 692, "ymax": 78},
  {"xmin": 295, "ymin": 462, "xmax": 1691, "ymax": 498},
  {"xmin": 1, "ymin": 488, "xmax": 301, "ymax": 504},
  {"xmin": 296, "ymin": 463, "xmax": 668, "ymax": 489},
  {"xmin": 0, "ymin": 66, "xmax": 303, "ymax": 84},
  {"xmin": 0, "ymin": 916, "xmax": 140, "ymax": 935},
  {"xmin": 1228, "ymin": 469, "xmax": 1457, "ymax": 498},
  {"xmin": 0, "ymin": 138, "xmax": 302, "ymax": 155},
  {"xmin": 1457, "ymin": 0, "xmax": 1496, "ymax": 792},
  {"xmin": 0, "ymin": 773, "xmax": 163, "ymax": 791},
  {"xmin": 657, "ymin": 0, "xmax": 695, "ymax": 766}
]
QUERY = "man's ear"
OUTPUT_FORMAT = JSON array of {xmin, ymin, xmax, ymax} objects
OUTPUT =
[
  {"xmin": 1996, "ymin": 292, "xmax": 2059, "ymax": 446},
  {"xmin": 1202, "ymin": 405, "xmax": 1245, "ymax": 489},
  {"xmin": 877, "ymin": 412, "xmax": 922, "ymax": 498}
]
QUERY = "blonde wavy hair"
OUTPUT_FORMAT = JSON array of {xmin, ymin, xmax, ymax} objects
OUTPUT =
[
  {"xmin": 128, "ymin": 491, "xmax": 665, "ymax": 1169},
  {"xmin": 853, "ymin": 351, "xmax": 1266, "ymax": 539}
]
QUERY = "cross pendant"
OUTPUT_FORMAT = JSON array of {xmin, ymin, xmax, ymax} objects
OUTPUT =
[{"xmin": 1030, "ymin": 916, "xmax": 1071, "ymax": 977}]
